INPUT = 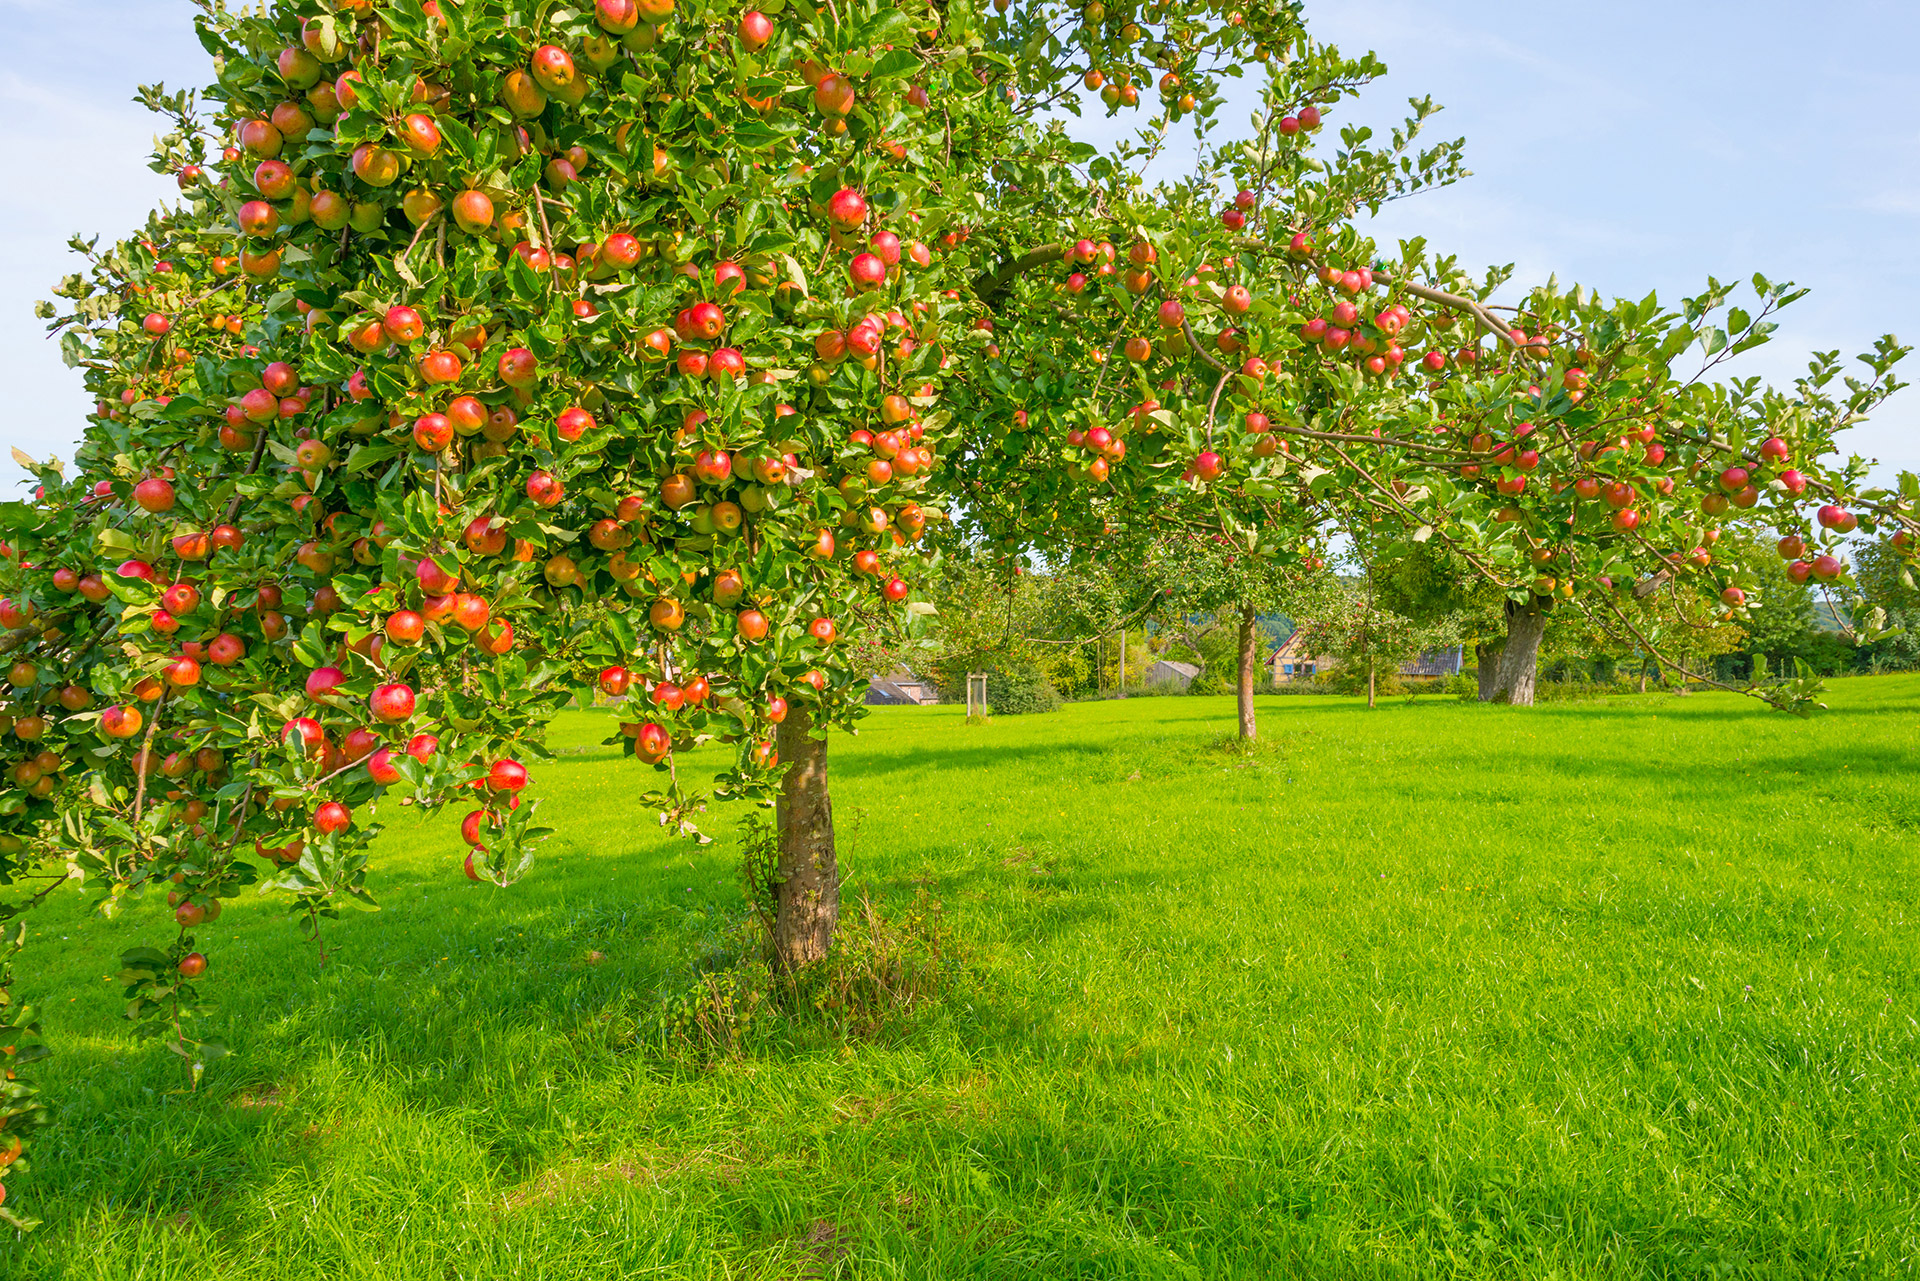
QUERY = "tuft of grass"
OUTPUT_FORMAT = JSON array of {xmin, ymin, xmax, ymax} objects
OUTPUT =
[{"xmin": 5, "ymin": 676, "xmax": 1920, "ymax": 1277}]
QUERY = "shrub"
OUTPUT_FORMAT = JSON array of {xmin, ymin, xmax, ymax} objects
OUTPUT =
[
  {"xmin": 1188, "ymin": 668, "xmax": 1233, "ymax": 695},
  {"xmin": 1327, "ymin": 663, "xmax": 1404, "ymax": 697},
  {"xmin": 985, "ymin": 659, "xmax": 1060, "ymax": 715}
]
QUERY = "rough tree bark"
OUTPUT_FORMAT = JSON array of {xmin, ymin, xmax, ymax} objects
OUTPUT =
[
  {"xmin": 1480, "ymin": 597, "xmax": 1548, "ymax": 706},
  {"xmin": 1236, "ymin": 602, "xmax": 1258, "ymax": 740},
  {"xmin": 1475, "ymin": 641, "xmax": 1504, "ymax": 701},
  {"xmin": 772, "ymin": 707, "xmax": 838, "ymax": 969}
]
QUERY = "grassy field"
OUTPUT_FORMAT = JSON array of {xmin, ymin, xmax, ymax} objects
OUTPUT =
[{"xmin": 6, "ymin": 676, "xmax": 1920, "ymax": 1278}]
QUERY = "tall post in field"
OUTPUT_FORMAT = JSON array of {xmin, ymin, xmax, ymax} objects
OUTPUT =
[{"xmin": 773, "ymin": 709, "xmax": 838, "ymax": 969}]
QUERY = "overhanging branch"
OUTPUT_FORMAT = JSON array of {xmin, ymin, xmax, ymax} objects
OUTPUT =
[{"xmin": 972, "ymin": 243, "xmax": 1068, "ymax": 306}]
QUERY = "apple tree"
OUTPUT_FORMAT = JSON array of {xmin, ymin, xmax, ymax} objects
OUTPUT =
[
  {"xmin": 0, "ymin": 0, "xmax": 1223, "ymax": 1218},
  {"xmin": 948, "ymin": 45, "xmax": 1917, "ymax": 710}
]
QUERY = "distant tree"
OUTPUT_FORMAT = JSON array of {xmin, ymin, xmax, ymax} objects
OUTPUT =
[
  {"xmin": 923, "ymin": 552, "xmax": 1153, "ymax": 701},
  {"xmin": 1292, "ymin": 548, "xmax": 1463, "ymax": 708},
  {"xmin": 1739, "ymin": 554, "xmax": 1821, "ymax": 675},
  {"xmin": 1850, "ymin": 538, "xmax": 1920, "ymax": 671},
  {"xmin": 1369, "ymin": 539, "xmax": 1515, "ymax": 699}
]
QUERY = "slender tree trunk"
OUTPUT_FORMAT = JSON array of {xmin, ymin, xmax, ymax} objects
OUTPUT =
[
  {"xmin": 1236, "ymin": 602, "xmax": 1257, "ymax": 740},
  {"xmin": 1483, "ymin": 597, "xmax": 1548, "ymax": 706},
  {"xmin": 772, "ymin": 707, "xmax": 838, "ymax": 969},
  {"xmin": 1117, "ymin": 627, "xmax": 1127, "ymax": 698},
  {"xmin": 1367, "ymin": 655, "xmax": 1376, "ymax": 708}
]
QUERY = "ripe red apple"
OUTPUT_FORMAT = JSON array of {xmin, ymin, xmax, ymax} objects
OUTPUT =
[
  {"xmin": 499, "ymin": 348, "xmax": 539, "ymax": 387},
  {"xmin": 367, "ymin": 747, "xmax": 403, "ymax": 784},
  {"xmin": 371, "ymin": 683, "xmax": 416, "ymax": 723},
  {"xmin": 399, "ymin": 112, "xmax": 441, "ymax": 155},
  {"xmin": 133, "ymin": 477, "xmax": 176, "ymax": 513},
  {"xmin": 450, "ymin": 189, "xmax": 495, "ymax": 235},
  {"xmin": 414, "ymin": 413, "xmax": 455, "ymax": 451},
  {"xmin": 418, "ymin": 350, "xmax": 463, "ymax": 384},
  {"xmin": 739, "ymin": 9, "xmax": 773, "ymax": 49},
  {"xmin": 688, "ymin": 302, "xmax": 725, "ymax": 340},
  {"xmin": 161, "ymin": 582, "xmax": 200, "ymax": 615},
  {"xmin": 531, "ymin": 45, "xmax": 577, "ymax": 94},
  {"xmin": 386, "ymin": 610, "xmax": 426, "ymax": 644},
  {"xmin": 350, "ymin": 144, "xmax": 400, "ymax": 187},
  {"xmin": 487, "ymin": 759, "xmax": 528, "ymax": 793},
  {"xmin": 451, "ymin": 594, "xmax": 490, "ymax": 631},
  {"xmin": 849, "ymin": 253, "xmax": 887, "ymax": 289},
  {"xmin": 178, "ymin": 953, "xmax": 207, "ymax": 979},
  {"xmin": 416, "ymin": 557, "xmax": 460, "ymax": 594},
  {"xmin": 827, "ymin": 188, "xmax": 868, "ymax": 230},
  {"xmin": 596, "ymin": 0, "xmax": 640, "ymax": 32},
  {"xmin": 282, "ymin": 716, "xmax": 326, "ymax": 758},
  {"xmin": 384, "ymin": 305, "xmax": 426, "ymax": 345},
  {"xmin": 306, "ymin": 666, "xmax": 347, "ymax": 700},
  {"xmin": 636, "ymin": 722, "xmax": 671, "ymax": 763},
  {"xmin": 814, "ymin": 73, "xmax": 856, "ymax": 116},
  {"xmin": 314, "ymin": 801, "xmax": 351, "ymax": 834}
]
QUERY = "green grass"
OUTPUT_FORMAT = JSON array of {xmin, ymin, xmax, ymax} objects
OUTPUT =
[{"xmin": 6, "ymin": 677, "xmax": 1920, "ymax": 1278}]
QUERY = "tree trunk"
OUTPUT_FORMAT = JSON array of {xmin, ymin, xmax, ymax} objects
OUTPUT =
[
  {"xmin": 1479, "ymin": 598, "xmax": 1547, "ymax": 706},
  {"xmin": 772, "ymin": 707, "xmax": 838, "ymax": 969},
  {"xmin": 1367, "ymin": 655, "xmax": 1376, "ymax": 708},
  {"xmin": 1475, "ymin": 641, "xmax": 1504, "ymax": 701},
  {"xmin": 1235, "ymin": 602, "xmax": 1257, "ymax": 740}
]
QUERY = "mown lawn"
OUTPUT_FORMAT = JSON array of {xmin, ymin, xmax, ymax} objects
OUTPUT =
[{"xmin": 6, "ymin": 676, "xmax": 1920, "ymax": 1279}]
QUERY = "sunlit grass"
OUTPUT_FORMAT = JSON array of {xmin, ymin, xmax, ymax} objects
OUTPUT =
[{"xmin": 8, "ymin": 676, "xmax": 1920, "ymax": 1278}]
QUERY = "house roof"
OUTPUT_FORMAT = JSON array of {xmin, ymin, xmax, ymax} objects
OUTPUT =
[
  {"xmin": 1149, "ymin": 660, "xmax": 1201, "ymax": 678},
  {"xmin": 1272, "ymin": 632, "xmax": 1321, "ymax": 660}
]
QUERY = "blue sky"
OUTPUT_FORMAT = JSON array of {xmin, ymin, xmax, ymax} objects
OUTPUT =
[{"xmin": 0, "ymin": 0, "xmax": 1913, "ymax": 490}]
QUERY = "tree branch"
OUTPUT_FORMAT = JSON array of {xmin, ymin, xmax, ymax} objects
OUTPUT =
[{"xmin": 972, "ymin": 243, "xmax": 1067, "ymax": 306}]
